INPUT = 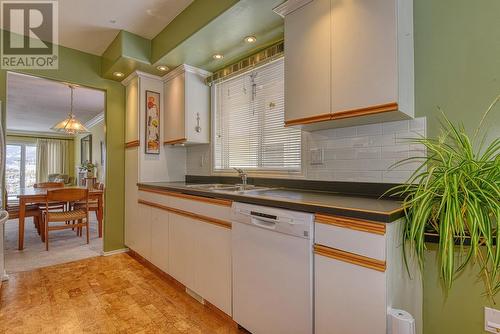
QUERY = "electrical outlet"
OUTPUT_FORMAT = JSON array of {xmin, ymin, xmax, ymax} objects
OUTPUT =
[
  {"xmin": 310, "ymin": 148, "xmax": 324, "ymax": 165},
  {"xmin": 485, "ymin": 307, "xmax": 500, "ymax": 333}
]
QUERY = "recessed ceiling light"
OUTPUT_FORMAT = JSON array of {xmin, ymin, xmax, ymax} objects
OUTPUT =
[
  {"xmin": 244, "ymin": 36, "xmax": 257, "ymax": 43},
  {"xmin": 213, "ymin": 54, "xmax": 224, "ymax": 60},
  {"xmin": 156, "ymin": 65, "xmax": 168, "ymax": 71},
  {"xmin": 113, "ymin": 71, "xmax": 124, "ymax": 78}
]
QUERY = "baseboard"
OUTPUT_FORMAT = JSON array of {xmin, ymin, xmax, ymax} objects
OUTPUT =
[{"xmin": 101, "ymin": 248, "xmax": 129, "ymax": 256}]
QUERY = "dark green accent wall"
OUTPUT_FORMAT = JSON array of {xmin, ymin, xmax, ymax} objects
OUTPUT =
[
  {"xmin": 0, "ymin": 43, "xmax": 125, "ymax": 252},
  {"xmin": 414, "ymin": 0, "xmax": 500, "ymax": 332}
]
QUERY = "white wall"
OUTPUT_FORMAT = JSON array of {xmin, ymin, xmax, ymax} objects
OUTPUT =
[{"xmin": 186, "ymin": 117, "xmax": 426, "ymax": 184}]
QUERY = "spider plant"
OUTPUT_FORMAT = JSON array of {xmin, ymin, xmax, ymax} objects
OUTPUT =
[{"xmin": 391, "ymin": 95, "xmax": 500, "ymax": 297}]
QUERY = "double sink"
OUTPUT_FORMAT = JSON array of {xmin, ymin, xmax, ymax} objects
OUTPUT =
[{"xmin": 186, "ymin": 183, "xmax": 272, "ymax": 195}]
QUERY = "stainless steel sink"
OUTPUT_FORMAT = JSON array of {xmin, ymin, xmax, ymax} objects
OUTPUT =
[{"xmin": 186, "ymin": 183, "xmax": 272, "ymax": 193}]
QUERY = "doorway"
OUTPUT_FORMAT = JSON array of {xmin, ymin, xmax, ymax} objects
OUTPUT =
[{"xmin": 3, "ymin": 72, "xmax": 106, "ymax": 273}]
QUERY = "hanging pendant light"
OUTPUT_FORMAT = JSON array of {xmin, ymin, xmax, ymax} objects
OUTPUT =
[{"xmin": 51, "ymin": 85, "xmax": 89, "ymax": 135}]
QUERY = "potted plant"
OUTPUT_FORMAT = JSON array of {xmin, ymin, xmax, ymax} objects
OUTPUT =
[
  {"xmin": 79, "ymin": 162, "xmax": 96, "ymax": 178},
  {"xmin": 392, "ymin": 95, "xmax": 500, "ymax": 297}
]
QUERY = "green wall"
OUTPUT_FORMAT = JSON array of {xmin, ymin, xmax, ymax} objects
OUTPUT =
[
  {"xmin": 0, "ymin": 45, "xmax": 125, "ymax": 252},
  {"xmin": 414, "ymin": 0, "xmax": 500, "ymax": 333}
]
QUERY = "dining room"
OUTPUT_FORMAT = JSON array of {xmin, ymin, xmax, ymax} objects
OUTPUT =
[{"xmin": 3, "ymin": 72, "xmax": 106, "ymax": 273}]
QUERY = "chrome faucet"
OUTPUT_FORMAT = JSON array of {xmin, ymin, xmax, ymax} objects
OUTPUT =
[{"xmin": 233, "ymin": 168, "xmax": 248, "ymax": 186}]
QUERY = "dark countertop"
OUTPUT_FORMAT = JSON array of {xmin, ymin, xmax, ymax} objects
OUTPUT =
[{"xmin": 137, "ymin": 182, "xmax": 404, "ymax": 223}]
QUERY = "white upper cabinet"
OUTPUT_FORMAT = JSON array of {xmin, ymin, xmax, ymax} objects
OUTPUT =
[
  {"xmin": 163, "ymin": 64, "xmax": 211, "ymax": 145},
  {"xmin": 279, "ymin": 0, "xmax": 414, "ymax": 130}
]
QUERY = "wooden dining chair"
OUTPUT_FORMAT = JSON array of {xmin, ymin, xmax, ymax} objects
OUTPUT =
[
  {"xmin": 43, "ymin": 188, "xmax": 89, "ymax": 251},
  {"xmin": 73, "ymin": 182, "xmax": 103, "ymax": 215},
  {"xmin": 4, "ymin": 188, "xmax": 42, "ymax": 238},
  {"xmin": 34, "ymin": 182, "xmax": 66, "ymax": 212}
]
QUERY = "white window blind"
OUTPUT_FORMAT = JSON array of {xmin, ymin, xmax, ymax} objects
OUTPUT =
[{"xmin": 214, "ymin": 58, "xmax": 301, "ymax": 171}]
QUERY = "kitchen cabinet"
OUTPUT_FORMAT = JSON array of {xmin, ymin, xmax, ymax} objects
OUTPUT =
[
  {"xmin": 135, "ymin": 203, "xmax": 152, "ymax": 261},
  {"xmin": 194, "ymin": 220, "xmax": 232, "ymax": 315},
  {"xmin": 279, "ymin": 0, "xmax": 414, "ymax": 130},
  {"xmin": 135, "ymin": 188, "xmax": 233, "ymax": 316},
  {"xmin": 314, "ymin": 214, "xmax": 422, "ymax": 334},
  {"xmin": 168, "ymin": 213, "xmax": 197, "ymax": 290},
  {"xmin": 315, "ymin": 251, "xmax": 386, "ymax": 333},
  {"xmin": 150, "ymin": 207, "xmax": 169, "ymax": 274},
  {"xmin": 163, "ymin": 64, "xmax": 211, "ymax": 145}
]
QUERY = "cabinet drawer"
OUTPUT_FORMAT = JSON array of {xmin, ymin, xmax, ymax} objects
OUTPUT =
[
  {"xmin": 138, "ymin": 190, "xmax": 171, "ymax": 207},
  {"xmin": 167, "ymin": 194, "xmax": 231, "ymax": 222},
  {"xmin": 315, "ymin": 214, "xmax": 386, "ymax": 261}
]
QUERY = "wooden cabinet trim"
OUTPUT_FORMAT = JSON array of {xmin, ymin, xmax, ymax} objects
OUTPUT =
[
  {"xmin": 138, "ymin": 186, "xmax": 232, "ymax": 207},
  {"xmin": 138, "ymin": 199, "xmax": 232, "ymax": 229},
  {"xmin": 285, "ymin": 113, "xmax": 331, "ymax": 127},
  {"xmin": 315, "ymin": 214, "xmax": 386, "ymax": 235},
  {"xmin": 332, "ymin": 102, "xmax": 399, "ymax": 120},
  {"xmin": 284, "ymin": 102, "xmax": 399, "ymax": 126},
  {"xmin": 125, "ymin": 140, "xmax": 140, "ymax": 148},
  {"xmin": 164, "ymin": 138, "xmax": 187, "ymax": 145},
  {"xmin": 314, "ymin": 244, "xmax": 386, "ymax": 272}
]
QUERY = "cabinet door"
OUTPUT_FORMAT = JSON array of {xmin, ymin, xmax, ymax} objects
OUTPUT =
[
  {"xmin": 135, "ymin": 204, "xmax": 152, "ymax": 261},
  {"xmin": 284, "ymin": 0, "xmax": 331, "ymax": 123},
  {"xmin": 150, "ymin": 208, "xmax": 169, "ymax": 274},
  {"xmin": 124, "ymin": 149, "xmax": 138, "ymax": 249},
  {"xmin": 168, "ymin": 213, "xmax": 196, "ymax": 289},
  {"xmin": 164, "ymin": 73, "xmax": 186, "ymax": 143},
  {"xmin": 194, "ymin": 222, "xmax": 232, "ymax": 316},
  {"xmin": 331, "ymin": 0, "xmax": 397, "ymax": 113},
  {"xmin": 315, "ymin": 253, "xmax": 386, "ymax": 334}
]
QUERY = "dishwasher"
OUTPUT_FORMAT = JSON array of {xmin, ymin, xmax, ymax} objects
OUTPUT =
[{"xmin": 232, "ymin": 202, "xmax": 314, "ymax": 334}]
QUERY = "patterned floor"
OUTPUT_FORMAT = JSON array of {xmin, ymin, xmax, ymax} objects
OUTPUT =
[{"xmin": 0, "ymin": 253, "xmax": 243, "ymax": 334}]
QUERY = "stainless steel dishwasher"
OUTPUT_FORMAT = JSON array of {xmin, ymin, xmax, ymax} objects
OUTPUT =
[{"xmin": 231, "ymin": 202, "xmax": 314, "ymax": 334}]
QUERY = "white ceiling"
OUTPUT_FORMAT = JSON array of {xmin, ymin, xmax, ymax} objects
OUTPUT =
[
  {"xmin": 58, "ymin": 0, "xmax": 194, "ymax": 55},
  {"xmin": 7, "ymin": 73, "xmax": 105, "ymax": 134}
]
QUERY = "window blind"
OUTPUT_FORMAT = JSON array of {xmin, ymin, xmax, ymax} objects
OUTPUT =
[{"xmin": 214, "ymin": 58, "xmax": 302, "ymax": 171}]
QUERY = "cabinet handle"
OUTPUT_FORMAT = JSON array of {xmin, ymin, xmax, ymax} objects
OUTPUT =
[
  {"xmin": 315, "ymin": 214, "xmax": 386, "ymax": 235},
  {"xmin": 314, "ymin": 244, "xmax": 386, "ymax": 272}
]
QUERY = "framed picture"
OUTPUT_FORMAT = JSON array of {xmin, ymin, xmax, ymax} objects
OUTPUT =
[{"xmin": 145, "ymin": 90, "xmax": 160, "ymax": 154}]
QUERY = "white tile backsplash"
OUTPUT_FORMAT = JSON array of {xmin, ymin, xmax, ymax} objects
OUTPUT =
[{"xmin": 186, "ymin": 117, "xmax": 427, "ymax": 184}]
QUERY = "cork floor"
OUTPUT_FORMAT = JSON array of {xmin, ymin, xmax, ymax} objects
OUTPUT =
[{"xmin": 0, "ymin": 253, "xmax": 243, "ymax": 334}]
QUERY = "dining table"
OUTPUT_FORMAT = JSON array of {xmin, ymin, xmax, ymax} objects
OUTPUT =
[{"xmin": 16, "ymin": 186, "xmax": 104, "ymax": 250}]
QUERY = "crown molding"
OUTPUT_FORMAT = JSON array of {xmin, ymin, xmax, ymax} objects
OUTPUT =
[
  {"xmin": 121, "ymin": 70, "xmax": 162, "ymax": 86},
  {"xmin": 6, "ymin": 129, "xmax": 74, "ymax": 139},
  {"xmin": 85, "ymin": 111, "xmax": 104, "ymax": 129},
  {"xmin": 162, "ymin": 64, "xmax": 212, "ymax": 82},
  {"xmin": 273, "ymin": 0, "xmax": 313, "ymax": 17}
]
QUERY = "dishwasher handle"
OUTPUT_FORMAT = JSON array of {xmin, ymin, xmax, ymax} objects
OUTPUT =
[{"xmin": 251, "ymin": 216, "xmax": 277, "ymax": 230}]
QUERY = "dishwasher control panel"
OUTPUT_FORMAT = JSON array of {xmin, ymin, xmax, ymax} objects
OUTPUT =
[{"xmin": 232, "ymin": 202, "xmax": 314, "ymax": 239}]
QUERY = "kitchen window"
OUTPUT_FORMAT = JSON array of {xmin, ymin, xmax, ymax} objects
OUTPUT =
[{"xmin": 213, "ymin": 58, "xmax": 301, "ymax": 172}]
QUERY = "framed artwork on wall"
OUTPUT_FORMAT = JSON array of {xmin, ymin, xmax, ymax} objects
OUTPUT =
[{"xmin": 145, "ymin": 90, "xmax": 160, "ymax": 154}]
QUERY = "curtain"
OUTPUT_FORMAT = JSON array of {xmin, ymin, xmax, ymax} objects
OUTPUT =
[{"xmin": 36, "ymin": 139, "xmax": 69, "ymax": 182}]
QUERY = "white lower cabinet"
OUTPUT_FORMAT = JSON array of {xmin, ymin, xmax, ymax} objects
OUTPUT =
[
  {"xmin": 135, "ymin": 204, "xmax": 152, "ymax": 261},
  {"xmin": 315, "ymin": 253, "xmax": 386, "ymax": 334},
  {"xmin": 194, "ymin": 221, "xmax": 232, "ymax": 315},
  {"xmin": 150, "ymin": 207, "xmax": 169, "ymax": 274},
  {"xmin": 168, "ymin": 213, "xmax": 197, "ymax": 290}
]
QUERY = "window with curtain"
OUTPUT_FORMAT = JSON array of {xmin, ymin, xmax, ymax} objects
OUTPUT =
[
  {"xmin": 36, "ymin": 139, "xmax": 70, "ymax": 182},
  {"xmin": 214, "ymin": 58, "xmax": 302, "ymax": 172}
]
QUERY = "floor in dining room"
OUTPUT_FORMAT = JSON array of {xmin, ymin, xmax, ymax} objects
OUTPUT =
[{"xmin": 3, "ymin": 214, "xmax": 103, "ymax": 273}]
